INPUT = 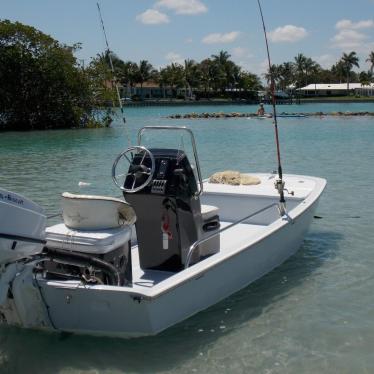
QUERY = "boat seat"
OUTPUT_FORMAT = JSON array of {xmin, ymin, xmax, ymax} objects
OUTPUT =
[
  {"xmin": 201, "ymin": 204, "xmax": 219, "ymax": 221},
  {"xmin": 61, "ymin": 192, "xmax": 136, "ymax": 230}
]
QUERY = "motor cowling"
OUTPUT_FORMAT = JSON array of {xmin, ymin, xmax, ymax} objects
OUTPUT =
[{"xmin": 0, "ymin": 188, "xmax": 46, "ymax": 264}]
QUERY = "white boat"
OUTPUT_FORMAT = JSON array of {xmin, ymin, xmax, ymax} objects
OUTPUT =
[{"xmin": 0, "ymin": 126, "xmax": 326, "ymax": 338}]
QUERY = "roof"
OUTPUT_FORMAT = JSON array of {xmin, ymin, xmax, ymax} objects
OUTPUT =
[
  {"xmin": 298, "ymin": 83, "xmax": 374, "ymax": 91},
  {"xmin": 134, "ymin": 81, "xmax": 159, "ymax": 88}
]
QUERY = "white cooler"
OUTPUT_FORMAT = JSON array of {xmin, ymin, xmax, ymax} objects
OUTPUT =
[{"xmin": 45, "ymin": 223, "xmax": 132, "ymax": 254}]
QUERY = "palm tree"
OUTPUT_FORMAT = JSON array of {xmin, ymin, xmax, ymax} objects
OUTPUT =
[
  {"xmin": 264, "ymin": 64, "xmax": 281, "ymax": 89},
  {"xmin": 211, "ymin": 50, "xmax": 231, "ymax": 66},
  {"xmin": 198, "ymin": 59, "xmax": 214, "ymax": 96},
  {"xmin": 341, "ymin": 51, "xmax": 360, "ymax": 92},
  {"xmin": 358, "ymin": 71, "xmax": 372, "ymax": 96},
  {"xmin": 137, "ymin": 60, "xmax": 154, "ymax": 98},
  {"xmin": 298, "ymin": 58, "xmax": 321, "ymax": 95},
  {"xmin": 331, "ymin": 61, "xmax": 346, "ymax": 83},
  {"xmin": 366, "ymin": 51, "xmax": 374, "ymax": 74},
  {"xmin": 238, "ymin": 71, "xmax": 262, "ymax": 98},
  {"xmin": 303, "ymin": 58, "xmax": 320, "ymax": 86},
  {"xmin": 184, "ymin": 59, "xmax": 198, "ymax": 99},
  {"xmin": 100, "ymin": 50, "xmax": 124, "ymax": 70},
  {"xmin": 158, "ymin": 67, "xmax": 169, "ymax": 98},
  {"xmin": 211, "ymin": 51, "xmax": 232, "ymax": 93},
  {"xmin": 225, "ymin": 60, "xmax": 241, "ymax": 92},
  {"xmin": 96, "ymin": 51, "xmax": 126, "ymax": 91},
  {"xmin": 294, "ymin": 53, "xmax": 307, "ymax": 87},
  {"xmin": 359, "ymin": 71, "xmax": 370, "ymax": 85},
  {"xmin": 279, "ymin": 62, "xmax": 295, "ymax": 91},
  {"xmin": 210, "ymin": 62, "xmax": 226, "ymax": 92},
  {"xmin": 120, "ymin": 61, "xmax": 139, "ymax": 97},
  {"xmin": 160, "ymin": 63, "xmax": 185, "ymax": 99}
]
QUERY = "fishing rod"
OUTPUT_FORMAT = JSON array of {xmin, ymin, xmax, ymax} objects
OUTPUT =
[
  {"xmin": 97, "ymin": 2, "xmax": 131, "ymax": 146},
  {"xmin": 256, "ymin": 0, "xmax": 286, "ymax": 211}
]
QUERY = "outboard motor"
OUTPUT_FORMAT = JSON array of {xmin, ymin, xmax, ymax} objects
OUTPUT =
[
  {"xmin": 123, "ymin": 149, "xmax": 219, "ymax": 271},
  {"xmin": 0, "ymin": 188, "xmax": 46, "ymax": 264}
]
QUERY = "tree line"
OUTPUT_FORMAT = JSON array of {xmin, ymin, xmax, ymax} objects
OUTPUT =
[
  {"xmin": 1, "ymin": 19, "xmax": 374, "ymax": 131},
  {"xmin": 266, "ymin": 51, "xmax": 374, "ymax": 92},
  {"xmin": 93, "ymin": 50, "xmax": 374, "ymax": 101},
  {"xmin": 89, "ymin": 50, "xmax": 263, "ymax": 101}
]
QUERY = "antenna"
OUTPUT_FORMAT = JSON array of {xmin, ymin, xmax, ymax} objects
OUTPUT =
[
  {"xmin": 257, "ymin": 0, "xmax": 286, "ymax": 210},
  {"xmin": 97, "ymin": 2, "xmax": 131, "ymax": 146}
]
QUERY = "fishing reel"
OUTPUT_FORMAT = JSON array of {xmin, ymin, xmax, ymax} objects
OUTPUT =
[{"xmin": 274, "ymin": 178, "xmax": 294, "ymax": 197}]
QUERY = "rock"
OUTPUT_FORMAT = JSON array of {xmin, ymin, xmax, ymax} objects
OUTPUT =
[{"xmin": 168, "ymin": 111, "xmax": 374, "ymax": 120}]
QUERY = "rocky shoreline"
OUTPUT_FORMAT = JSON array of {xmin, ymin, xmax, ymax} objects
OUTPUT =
[{"xmin": 167, "ymin": 111, "xmax": 374, "ymax": 119}]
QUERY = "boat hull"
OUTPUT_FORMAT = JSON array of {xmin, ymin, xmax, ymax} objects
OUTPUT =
[
  {"xmin": 0, "ymin": 173, "xmax": 325, "ymax": 338},
  {"xmin": 35, "ymin": 197, "xmax": 318, "ymax": 338}
]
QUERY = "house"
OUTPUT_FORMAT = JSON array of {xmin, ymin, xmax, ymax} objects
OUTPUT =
[
  {"xmin": 123, "ymin": 81, "xmax": 186, "ymax": 99},
  {"xmin": 132, "ymin": 81, "xmax": 163, "ymax": 98},
  {"xmin": 297, "ymin": 83, "xmax": 374, "ymax": 97}
]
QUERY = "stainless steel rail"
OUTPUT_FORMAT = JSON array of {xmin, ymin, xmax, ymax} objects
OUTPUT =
[
  {"xmin": 137, "ymin": 126, "xmax": 203, "ymax": 196},
  {"xmin": 184, "ymin": 202, "xmax": 279, "ymax": 268}
]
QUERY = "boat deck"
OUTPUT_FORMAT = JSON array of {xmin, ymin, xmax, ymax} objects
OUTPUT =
[
  {"xmin": 42, "ymin": 174, "xmax": 326, "ymax": 298},
  {"xmin": 203, "ymin": 173, "xmax": 317, "ymax": 200},
  {"xmin": 131, "ymin": 221, "xmax": 268, "ymax": 291}
]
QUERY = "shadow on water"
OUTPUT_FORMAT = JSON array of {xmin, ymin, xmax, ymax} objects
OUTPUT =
[{"xmin": 0, "ymin": 230, "xmax": 342, "ymax": 374}]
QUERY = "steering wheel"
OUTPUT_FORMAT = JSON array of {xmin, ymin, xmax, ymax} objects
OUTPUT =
[{"xmin": 112, "ymin": 146, "xmax": 155, "ymax": 193}]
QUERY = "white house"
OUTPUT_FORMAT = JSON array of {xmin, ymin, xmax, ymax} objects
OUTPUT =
[{"xmin": 297, "ymin": 83, "xmax": 374, "ymax": 97}]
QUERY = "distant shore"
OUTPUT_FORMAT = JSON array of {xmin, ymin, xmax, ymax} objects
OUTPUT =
[{"xmin": 123, "ymin": 97, "xmax": 374, "ymax": 107}]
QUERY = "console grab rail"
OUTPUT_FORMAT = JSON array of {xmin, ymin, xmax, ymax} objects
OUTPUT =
[
  {"xmin": 137, "ymin": 126, "xmax": 203, "ymax": 196},
  {"xmin": 185, "ymin": 202, "xmax": 279, "ymax": 268}
]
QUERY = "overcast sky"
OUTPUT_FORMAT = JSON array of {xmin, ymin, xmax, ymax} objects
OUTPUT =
[{"xmin": 2, "ymin": 0, "xmax": 374, "ymax": 76}]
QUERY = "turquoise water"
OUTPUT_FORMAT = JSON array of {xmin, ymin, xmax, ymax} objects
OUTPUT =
[{"xmin": 1, "ymin": 102, "xmax": 374, "ymax": 373}]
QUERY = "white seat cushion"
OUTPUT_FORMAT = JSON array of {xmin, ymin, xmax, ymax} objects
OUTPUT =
[{"xmin": 62, "ymin": 192, "xmax": 136, "ymax": 230}]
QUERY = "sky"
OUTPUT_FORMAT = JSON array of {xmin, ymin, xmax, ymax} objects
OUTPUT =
[{"xmin": 2, "ymin": 0, "xmax": 374, "ymax": 76}]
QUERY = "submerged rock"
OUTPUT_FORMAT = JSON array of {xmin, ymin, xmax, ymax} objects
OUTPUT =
[{"xmin": 166, "ymin": 111, "xmax": 374, "ymax": 119}]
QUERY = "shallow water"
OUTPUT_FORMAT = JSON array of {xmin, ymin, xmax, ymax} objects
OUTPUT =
[{"xmin": 1, "ymin": 102, "xmax": 374, "ymax": 373}]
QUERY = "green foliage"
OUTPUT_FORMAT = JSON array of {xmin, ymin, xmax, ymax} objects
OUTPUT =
[
  {"xmin": 0, "ymin": 20, "xmax": 101, "ymax": 131},
  {"xmin": 96, "ymin": 49, "xmax": 263, "ymax": 100},
  {"xmin": 2, "ymin": 17, "xmax": 372, "ymax": 130},
  {"xmin": 265, "ymin": 50, "xmax": 374, "ymax": 94},
  {"xmin": 85, "ymin": 53, "xmax": 117, "ymax": 106},
  {"xmin": 160, "ymin": 63, "xmax": 185, "ymax": 94},
  {"xmin": 97, "ymin": 48, "xmax": 373, "ymax": 100},
  {"xmin": 366, "ymin": 51, "xmax": 374, "ymax": 73}
]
